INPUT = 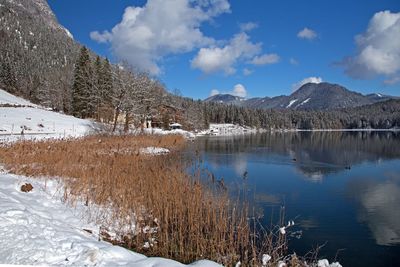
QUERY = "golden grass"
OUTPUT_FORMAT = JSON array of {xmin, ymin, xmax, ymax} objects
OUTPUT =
[{"xmin": 0, "ymin": 134, "xmax": 292, "ymax": 266}]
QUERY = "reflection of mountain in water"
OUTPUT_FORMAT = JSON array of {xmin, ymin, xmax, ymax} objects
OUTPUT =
[
  {"xmin": 195, "ymin": 131, "xmax": 400, "ymax": 179},
  {"xmin": 348, "ymin": 175, "xmax": 400, "ymax": 246}
]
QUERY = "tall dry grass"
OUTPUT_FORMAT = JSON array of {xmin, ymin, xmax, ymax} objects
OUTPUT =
[{"xmin": 0, "ymin": 134, "xmax": 289, "ymax": 266}]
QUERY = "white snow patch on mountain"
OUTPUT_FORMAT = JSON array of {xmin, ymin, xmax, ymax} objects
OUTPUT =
[
  {"xmin": 300, "ymin": 98, "xmax": 311, "ymax": 105},
  {"xmin": 63, "ymin": 27, "xmax": 73, "ymax": 39},
  {"xmin": 286, "ymin": 99, "xmax": 298, "ymax": 108}
]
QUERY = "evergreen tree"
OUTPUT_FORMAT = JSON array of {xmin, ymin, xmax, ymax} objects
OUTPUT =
[
  {"xmin": 99, "ymin": 58, "xmax": 113, "ymax": 109},
  {"xmin": 0, "ymin": 61, "xmax": 17, "ymax": 94},
  {"xmin": 72, "ymin": 46, "xmax": 93, "ymax": 118},
  {"xmin": 92, "ymin": 55, "xmax": 102, "ymax": 118}
]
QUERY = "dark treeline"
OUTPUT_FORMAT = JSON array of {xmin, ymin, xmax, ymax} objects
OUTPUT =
[{"xmin": 201, "ymin": 100, "xmax": 400, "ymax": 130}]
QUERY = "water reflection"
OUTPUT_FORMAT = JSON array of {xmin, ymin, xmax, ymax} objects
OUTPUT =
[
  {"xmin": 349, "ymin": 174, "xmax": 400, "ymax": 246},
  {"xmin": 193, "ymin": 131, "xmax": 400, "ymax": 266},
  {"xmin": 196, "ymin": 131, "xmax": 400, "ymax": 180}
]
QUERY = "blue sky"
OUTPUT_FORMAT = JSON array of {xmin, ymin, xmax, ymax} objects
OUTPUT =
[{"xmin": 48, "ymin": 0, "xmax": 400, "ymax": 99}]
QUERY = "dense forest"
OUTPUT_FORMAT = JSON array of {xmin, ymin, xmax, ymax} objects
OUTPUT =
[{"xmin": 201, "ymin": 100, "xmax": 400, "ymax": 130}]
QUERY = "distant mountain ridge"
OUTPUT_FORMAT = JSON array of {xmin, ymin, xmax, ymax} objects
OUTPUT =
[
  {"xmin": 204, "ymin": 94, "xmax": 245, "ymax": 104},
  {"xmin": 204, "ymin": 82, "xmax": 399, "ymax": 110}
]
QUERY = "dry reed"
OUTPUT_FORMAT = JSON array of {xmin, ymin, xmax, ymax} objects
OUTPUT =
[{"xmin": 0, "ymin": 134, "xmax": 291, "ymax": 266}]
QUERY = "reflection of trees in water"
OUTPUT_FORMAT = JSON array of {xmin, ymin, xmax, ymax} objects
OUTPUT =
[
  {"xmin": 195, "ymin": 131, "xmax": 400, "ymax": 177},
  {"xmin": 348, "ymin": 174, "xmax": 400, "ymax": 245}
]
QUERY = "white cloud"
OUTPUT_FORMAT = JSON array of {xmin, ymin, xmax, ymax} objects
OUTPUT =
[
  {"xmin": 352, "ymin": 180, "xmax": 400, "ymax": 246},
  {"xmin": 232, "ymin": 84, "xmax": 247, "ymax": 97},
  {"xmin": 191, "ymin": 32, "xmax": 262, "ymax": 75},
  {"xmin": 290, "ymin": 58, "xmax": 299, "ymax": 65},
  {"xmin": 250, "ymin": 53, "xmax": 280, "ymax": 65},
  {"xmin": 89, "ymin": 31, "xmax": 112, "ymax": 43},
  {"xmin": 209, "ymin": 83, "xmax": 248, "ymax": 97},
  {"xmin": 292, "ymin": 77, "xmax": 323, "ymax": 91},
  {"xmin": 90, "ymin": 0, "xmax": 230, "ymax": 75},
  {"xmin": 297, "ymin": 27, "xmax": 317, "ymax": 40},
  {"xmin": 341, "ymin": 11, "xmax": 400, "ymax": 80},
  {"xmin": 210, "ymin": 89, "xmax": 220, "ymax": 96},
  {"xmin": 239, "ymin": 22, "xmax": 258, "ymax": 32},
  {"xmin": 243, "ymin": 68, "xmax": 253, "ymax": 76}
]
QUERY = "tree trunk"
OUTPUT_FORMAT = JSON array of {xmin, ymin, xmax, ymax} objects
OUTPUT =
[
  {"xmin": 112, "ymin": 108, "xmax": 120, "ymax": 132},
  {"xmin": 124, "ymin": 113, "xmax": 130, "ymax": 133}
]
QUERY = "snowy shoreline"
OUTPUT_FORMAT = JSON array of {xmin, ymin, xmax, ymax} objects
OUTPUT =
[{"xmin": 0, "ymin": 171, "xmax": 221, "ymax": 267}]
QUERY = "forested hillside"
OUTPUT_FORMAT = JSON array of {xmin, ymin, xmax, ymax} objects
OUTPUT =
[
  {"xmin": 0, "ymin": 0, "xmax": 79, "ymax": 111},
  {"xmin": 201, "ymin": 99, "xmax": 400, "ymax": 130}
]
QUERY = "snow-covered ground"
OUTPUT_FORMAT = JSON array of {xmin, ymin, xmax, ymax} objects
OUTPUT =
[
  {"xmin": 196, "ymin": 123, "xmax": 257, "ymax": 136},
  {"xmin": 0, "ymin": 171, "xmax": 221, "ymax": 267},
  {"xmin": 0, "ymin": 89, "xmax": 37, "ymax": 107},
  {"xmin": 0, "ymin": 89, "xmax": 95, "ymax": 142},
  {"xmin": 140, "ymin": 146, "xmax": 170, "ymax": 155},
  {"xmin": 143, "ymin": 127, "xmax": 195, "ymax": 139}
]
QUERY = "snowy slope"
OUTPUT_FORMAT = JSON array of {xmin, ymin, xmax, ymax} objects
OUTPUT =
[
  {"xmin": 0, "ymin": 89, "xmax": 94, "ymax": 141},
  {"xmin": 0, "ymin": 89, "xmax": 37, "ymax": 107},
  {"xmin": 0, "ymin": 172, "xmax": 221, "ymax": 267}
]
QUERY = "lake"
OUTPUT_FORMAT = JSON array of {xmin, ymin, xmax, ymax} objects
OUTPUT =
[{"xmin": 192, "ymin": 131, "xmax": 400, "ymax": 267}]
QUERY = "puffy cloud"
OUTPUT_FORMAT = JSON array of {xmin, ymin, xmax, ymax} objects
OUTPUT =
[
  {"xmin": 210, "ymin": 89, "xmax": 220, "ymax": 96},
  {"xmin": 209, "ymin": 83, "xmax": 248, "ymax": 97},
  {"xmin": 239, "ymin": 22, "xmax": 258, "ymax": 32},
  {"xmin": 341, "ymin": 11, "xmax": 400, "ymax": 80},
  {"xmin": 191, "ymin": 32, "xmax": 262, "ymax": 75},
  {"xmin": 349, "ymin": 179, "xmax": 400, "ymax": 246},
  {"xmin": 250, "ymin": 53, "xmax": 280, "ymax": 65},
  {"xmin": 232, "ymin": 84, "xmax": 247, "ymax": 97},
  {"xmin": 90, "ymin": 31, "xmax": 112, "ymax": 43},
  {"xmin": 297, "ymin": 27, "xmax": 317, "ymax": 40},
  {"xmin": 90, "ymin": 0, "xmax": 230, "ymax": 75},
  {"xmin": 292, "ymin": 77, "xmax": 323, "ymax": 91},
  {"xmin": 290, "ymin": 57, "xmax": 299, "ymax": 65}
]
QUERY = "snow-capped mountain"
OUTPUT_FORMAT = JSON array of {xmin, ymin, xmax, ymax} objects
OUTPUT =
[
  {"xmin": 204, "ymin": 94, "xmax": 246, "ymax": 104},
  {"xmin": 204, "ymin": 82, "xmax": 398, "ymax": 111}
]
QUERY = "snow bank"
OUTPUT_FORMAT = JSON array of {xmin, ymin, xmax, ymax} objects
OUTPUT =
[
  {"xmin": 143, "ymin": 127, "xmax": 195, "ymax": 139},
  {"xmin": 317, "ymin": 259, "xmax": 342, "ymax": 267},
  {"xmin": 140, "ymin": 147, "xmax": 170, "ymax": 155},
  {"xmin": 197, "ymin": 123, "xmax": 257, "ymax": 136},
  {"xmin": 0, "ymin": 172, "xmax": 221, "ymax": 267},
  {"xmin": 0, "ymin": 89, "xmax": 37, "ymax": 107}
]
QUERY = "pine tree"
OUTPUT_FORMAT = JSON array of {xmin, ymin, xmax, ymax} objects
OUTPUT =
[
  {"xmin": 0, "ymin": 61, "xmax": 17, "ymax": 94},
  {"xmin": 72, "ymin": 46, "xmax": 93, "ymax": 118},
  {"xmin": 99, "ymin": 58, "xmax": 113, "ymax": 108},
  {"xmin": 92, "ymin": 55, "xmax": 102, "ymax": 118}
]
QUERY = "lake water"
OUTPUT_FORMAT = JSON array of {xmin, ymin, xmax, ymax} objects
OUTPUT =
[{"xmin": 192, "ymin": 131, "xmax": 400, "ymax": 267}]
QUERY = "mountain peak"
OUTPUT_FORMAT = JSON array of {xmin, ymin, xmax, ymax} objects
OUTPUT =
[
  {"xmin": 204, "ymin": 94, "xmax": 245, "ymax": 104},
  {"xmin": 4, "ymin": 0, "xmax": 73, "ymax": 39},
  {"xmin": 204, "ymin": 82, "xmax": 398, "ymax": 110}
]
